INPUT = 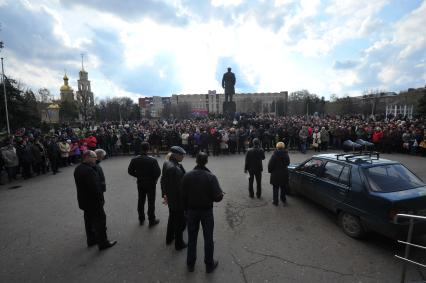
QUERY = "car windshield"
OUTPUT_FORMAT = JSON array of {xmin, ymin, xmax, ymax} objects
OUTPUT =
[{"xmin": 364, "ymin": 164, "xmax": 424, "ymax": 192}]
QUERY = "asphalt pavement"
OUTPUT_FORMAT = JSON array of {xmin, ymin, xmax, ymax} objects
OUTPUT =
[{"xmin": 0, "ymin": 151, "xmax": 425, "ymax": 283}]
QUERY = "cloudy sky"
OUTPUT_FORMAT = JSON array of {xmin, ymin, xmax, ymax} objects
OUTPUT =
[{"xmin": 0, "ymin": 0, "xmax": 425, "ymax": 101}]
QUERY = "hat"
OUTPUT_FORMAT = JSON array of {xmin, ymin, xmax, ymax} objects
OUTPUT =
[{"xmin": 170, "ymin": 146, "xmax": 186, "ymax": 155}]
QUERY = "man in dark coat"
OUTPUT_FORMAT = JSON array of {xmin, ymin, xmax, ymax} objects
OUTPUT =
[
  {"xmin": 244, "ymin": 138, "xmax": 265, "ymax": 198},
  {"xmin": 267, "ymin": 142, "xmax": 290, "ymax": 206},
  {"xmin": 16, "ymin": 138, "xmax": 34, "ymax": 179},
  {"xmin": 74, "ymin": 150, "xmax": 116, "ymax": 251},
  {"xmin": 47, "ymin": 136, "xmax": 60, "ymax": 174},
  {"xmin": 128, "ymin": 142, "xmax": 161, "ymax": 226},
  {"xmin": 181, "ymin": 152, "xmax": 223, "ymax": 273},
  {"xmin": 161, "ymin": 146, "xmax": 187, "ymax": 250}
]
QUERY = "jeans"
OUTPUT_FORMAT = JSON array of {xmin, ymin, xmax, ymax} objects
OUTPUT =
[
  {"xmin": 273, "ymin": 185, "xmax": 287, "ymax": 204},
  {"xmin": 300, "ymin": 141, "xmax": 307, "ymax": 154},
  {"xmin": 187, "ymin": 209, "xmax": 214, "ymax": 266},
  {"xmin": 248, "ymin": 171, "xmax": 262, "ymax": 197}
]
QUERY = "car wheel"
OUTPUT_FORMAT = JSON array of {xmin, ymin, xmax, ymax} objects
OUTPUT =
[{"xmin": 339, "ymin": 212, "xmax": 366, "ymax": 239}]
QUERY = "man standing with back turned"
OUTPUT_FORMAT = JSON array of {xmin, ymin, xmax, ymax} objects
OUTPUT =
[
  {"xmin": 181, "ymin": 152, "xmax": 224, "ymax": 273},
  {"xmin": 128, "ymin": 142, "xmax": 161, "ymax": 227},
  {"xmin": 244, "ymin": 138, "xmax": 265, "ymax": 198},
  {"xmin": 222, "ymin": 67, "xmax": 236, "ymax": 102}
]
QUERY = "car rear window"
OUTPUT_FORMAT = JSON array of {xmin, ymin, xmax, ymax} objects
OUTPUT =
[{"xmin": 364, "ymin": 164, "xmax": 424, "ymax": 192}]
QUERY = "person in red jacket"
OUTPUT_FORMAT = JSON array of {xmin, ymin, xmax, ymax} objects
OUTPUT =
[
  {"xmin": 372, "ymin": 127, "xmax": 383, "ymax": 151},
  {"xmin": 86, "ymin": 135, "xmax": 97, "ymax": 150}
]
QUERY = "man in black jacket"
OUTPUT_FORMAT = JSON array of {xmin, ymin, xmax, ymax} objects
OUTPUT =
[
  {"xmin": 128, "ymin": 142, "xmax": 161, "ymax": 227},
  {"xmin": 74, "ymin": 150, "xmax": 116, "ymax": 251},
  {"xmin": 161, "ymin": 146, "xmax": 187, "ymax": 250},
  {"xmin": 47, "ymin": 136, "xmax": 60, "ymax": 175},
  {"xmin": 181, "ymin": 152, "xmax": 223, "ymax": 273},
  {"xmin": 244, "ymin": 138, "xmax": 265, "ymax": 198}
]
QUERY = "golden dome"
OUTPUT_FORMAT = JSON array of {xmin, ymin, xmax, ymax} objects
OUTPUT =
[
  {"xmin": 60, "ymin": 85, "xmax": 73, "ymax": 92},
  {"xmin": 48, "ymin": 103, "xmax": 60, "ymax": 109},
  {"xmin": 60, "ymin": 72, "xmax": 73, "ymax": 92}
]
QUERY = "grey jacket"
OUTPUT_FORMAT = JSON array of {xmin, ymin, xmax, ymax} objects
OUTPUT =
[{"xmin": 1, "ymin": 146, "xmax": 19, "ymax": 167}]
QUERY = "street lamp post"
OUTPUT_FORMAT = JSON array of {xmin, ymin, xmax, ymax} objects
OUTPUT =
[{"xmin": 1, "ymin": 56, "xmax": 10, "ymax": 135}]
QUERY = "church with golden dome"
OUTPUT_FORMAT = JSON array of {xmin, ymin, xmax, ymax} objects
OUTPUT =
[{"xmin": 60, "ymin": 72, "xmax": 75, "ymax": 102}]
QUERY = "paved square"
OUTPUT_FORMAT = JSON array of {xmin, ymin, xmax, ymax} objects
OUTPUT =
[{"xmin": 0, "ymin": 151, "xmax": 425, "ymax": 282}]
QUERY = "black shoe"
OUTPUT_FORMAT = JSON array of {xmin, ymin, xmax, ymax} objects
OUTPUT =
[
  {"xmin": 257, "ymin": 195, "xmax": 261, "ymax": 199},
  {"xmin": 149, "ymin": 219, "xmax": 160, "ymax": 228},
  {"xmin": 282, "ymin": 201, "xmax": 287, "ymax": 207},
  {"xmin": 249, "ymin": 194, "xmax": 254, "ymax": 198},
  {"xmin": 273, "ymin": 202, "xmax": 278, "ymax": 206},
  {"xmin": 166, "ymin": 238, "xmax": 174, "ymax": 245},
  {"xmin": 187, "ymin": 265, "xmax": 195, "ymax": 272},
  {"xmin": 139, "ymin": 219, "xmax": 145, "ymax": 226},
  {"xmin": 87, "ymin": 241, "xmax": 97, "ymax": 247},
  {"xmin": 98, "ymin": 240, "xmax": 117, "ymax": 251},
  {"xmin": 175, "ymin": 242, "xmax": 187, "ymax": 251},
  {"xmin": 206, "ymin": 260, "xmax": 219, "ymax": 273}
]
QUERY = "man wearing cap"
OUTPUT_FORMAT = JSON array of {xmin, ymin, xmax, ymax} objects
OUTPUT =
[
  {"xmin": 244, "ymin": 138, "xmax": 265, "ymax": 198},
  {"xmin": 161, "ymin": 146, "xmax": 187, "ymax": 250},
  {"xmin": 128, "ymin": 142, "xmax": 161, "ymax": 227},
  {"xmin": 74, "ymin": 150, "xmax": 117, "ymax": 251},
  {"xmin": 181, "ymin": 152, "xmax": 223, "ymax": 273}
]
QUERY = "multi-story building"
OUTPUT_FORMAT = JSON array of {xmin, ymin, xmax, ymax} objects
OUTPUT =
[{"xmin": 169, "ymin": 91, "xmax": 288, "ymax": 115}]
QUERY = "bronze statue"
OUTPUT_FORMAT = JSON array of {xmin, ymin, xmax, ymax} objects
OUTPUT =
[{"xmin": 222, "ymin": 67, "xmax": 236, "ymax": 102}]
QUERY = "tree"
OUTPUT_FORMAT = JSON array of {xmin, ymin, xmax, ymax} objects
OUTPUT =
[
  {"xmin": 60, "ymin": 100, "xmax": 79, "ymax": 122},
  {"xmin": 37, "ymin": 88, "xmax": 52, "ymax": 103},
  {"xmin": 0, "ymin": 77, "xmax": 40, "ymax": 130},
  {"xmin": 417, "ymin": 92, "xmax": 426, "ymax": 117}
]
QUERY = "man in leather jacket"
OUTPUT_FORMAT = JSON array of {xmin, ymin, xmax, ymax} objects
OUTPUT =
[{"xmin": 161, "ymin": 146, "xmax": 187, "ymax": 250}]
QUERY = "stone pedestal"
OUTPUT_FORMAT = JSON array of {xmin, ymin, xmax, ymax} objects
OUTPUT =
[{"xmin": 223, "ymin": 101, "xmax": 236, "ymax": 120}]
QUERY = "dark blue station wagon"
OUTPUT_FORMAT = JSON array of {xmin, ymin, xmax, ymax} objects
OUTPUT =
[{"xmin": 288, "ymin": 153, "xmax": 426, "ymax": 239}]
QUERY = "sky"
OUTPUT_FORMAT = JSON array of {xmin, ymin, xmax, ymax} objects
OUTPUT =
[{"xmin": 0, "ymin": 0, "xmax": 425, "ymax": 102}]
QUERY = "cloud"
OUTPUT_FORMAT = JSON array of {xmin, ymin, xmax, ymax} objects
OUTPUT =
[
  {"xmin": 333, "ymin": 60, "xmax": 360, "ymax": 70},
  {"xmin": 59, "ymin": 0, "xmax": 188, "ymax": 25},
  {"xmin": 0, "ymin": 0, "xmax": 425, "ymax": 103}
]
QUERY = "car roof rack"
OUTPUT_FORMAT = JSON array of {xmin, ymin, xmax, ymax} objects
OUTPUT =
[{"xmin": 336, "ymin": 151, "xmax": 380, "ymax": 164}]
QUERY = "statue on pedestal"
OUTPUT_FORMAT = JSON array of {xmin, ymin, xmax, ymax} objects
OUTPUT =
[{"xmin": 222, "ymin": 67, "xmax": 236, "ymax": 102}]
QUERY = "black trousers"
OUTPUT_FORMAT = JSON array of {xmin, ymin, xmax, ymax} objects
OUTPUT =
[
  {"xmin": 83, "ymin": 207, "xmax": 108, "ymax": 247},
  {"xmin": 21, "ymin": 162, "xmax": 32, "ymax": 179},
  {"xmin": 50, "ymin": 157, "xmax": 59, "ymax": 173},
  {"xmin": 187, "ymin": 208, "xmax": 214, "ymax": 266},
  {"xmin": 166, "ymin": 209, "xmax": 185, "ymax": 247},
  {"xmin": 248, "ymin": 171, "xmax": 262, "ymax": 197},
  {"xmin": 137, "ymin": 183, "xmax": 156, "ymax": 222},
  {"xmin": 273, "ymin": 185, "xmax": 287, "ymax": 204}
]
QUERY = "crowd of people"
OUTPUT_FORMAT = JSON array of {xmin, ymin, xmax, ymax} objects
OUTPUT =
[{"xmin": 1, "ymin": 114, "xmax": 426, "ymax": 185}]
